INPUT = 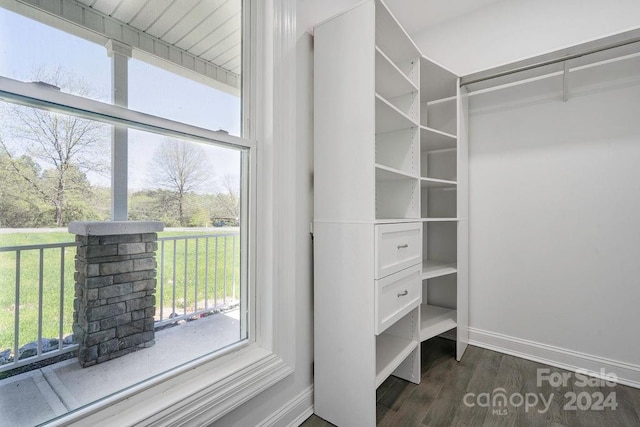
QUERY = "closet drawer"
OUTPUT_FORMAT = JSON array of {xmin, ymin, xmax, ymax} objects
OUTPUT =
[
  {"xmin": 375, "ymin": 222, "xmax": 422, "ymax": 279},
  {"xmin": 375, "ymin": 264, "xmax": 421, "ymax": 335}
]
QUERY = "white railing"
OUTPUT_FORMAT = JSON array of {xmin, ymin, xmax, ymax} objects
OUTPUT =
[
  {"xmin": 0, "ymin": 241, "xmax": 78, "ymax": 373},
  {"xmin": 156, "ymin": 233, "xmax": 240, "ymax": 327},
  {"xmin": 0, "ymin": 231, "xmax": 240, "ymax": 373}
]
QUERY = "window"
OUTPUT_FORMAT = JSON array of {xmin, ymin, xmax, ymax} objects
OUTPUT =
[
  {"xmin": 0, "ymin": 1, "xmax": 262, "ymax": 424},
  {"xmin": 0, "ymin": 8, "xmax": 110, "ymax": 102},
  {"xmin": 129, "ymin": 59, "xmax": 241, "ymax": 135},
  {"xmin": 127, "ymin": 131, "xmax": 247, "ymax": 352}
]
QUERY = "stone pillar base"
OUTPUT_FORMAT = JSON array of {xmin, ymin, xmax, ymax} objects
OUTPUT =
[{"xmin": 69, "ymin": 221, "xmax": 164, "ymax": 367}]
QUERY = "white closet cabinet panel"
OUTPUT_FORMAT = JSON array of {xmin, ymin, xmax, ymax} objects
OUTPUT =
[
  {"xmin": 456, "ymin": 86, "xmax": 470, "ymax": 360},
  {"xmin": 313, "ymin": 222, "xmax": 376, "ymax": 427},
  {"xmin": 313, "ymin": 1, "xmax": 375, "ymax": 223}
]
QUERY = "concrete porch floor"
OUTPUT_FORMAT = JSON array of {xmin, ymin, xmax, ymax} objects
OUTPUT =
[{"xmin": 0, "ymin": 309, "xmax": 241, "ymax": 426}]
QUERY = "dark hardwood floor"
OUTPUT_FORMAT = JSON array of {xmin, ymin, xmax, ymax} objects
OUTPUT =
[{"xmin": 302, "ymin": 338, "xmax": 640, "ymax": 426}]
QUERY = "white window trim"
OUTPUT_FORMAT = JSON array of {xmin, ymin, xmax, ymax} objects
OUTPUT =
[
  {"xmin": 0, "ymin": 0, "xmax": 298, "ymax": 424},
  {"xmin": 0, "ymin": 76, "xmax": 252, "ymax": 150}
]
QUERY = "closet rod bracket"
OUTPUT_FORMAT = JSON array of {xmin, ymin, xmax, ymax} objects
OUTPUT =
[{"xmin": 562, "ymin": 61, "xmax": 570, "ymax": 102}]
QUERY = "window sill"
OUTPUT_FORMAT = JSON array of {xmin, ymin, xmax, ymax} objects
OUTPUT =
[{"xmin": 47, "ymin": 343, "xmax": 293, "ymax": 426}]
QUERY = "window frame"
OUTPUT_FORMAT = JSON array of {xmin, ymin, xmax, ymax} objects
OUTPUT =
[{"xmin": 0, "ymin": 0, "xmax": 298, "ymax": 423}]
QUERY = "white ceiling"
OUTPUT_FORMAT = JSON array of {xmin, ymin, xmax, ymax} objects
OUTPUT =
[
  {"xmin": 299, "ymin": 0, "xmax": 503, "ymax": 37},
  {"xmin": 384, "ymin": 0, "xmax": 503, "ymax": 35}
]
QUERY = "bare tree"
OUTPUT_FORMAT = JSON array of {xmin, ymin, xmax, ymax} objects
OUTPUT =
[
  {"xmin": 0, "ymin": 67, "xmax": 108, "ymax": 226},
  {"xmin": 148, "ymin": 139, "xmax": 211, "ymax": 226},
  {"xmin": 220, "ymin": 173, "xmax": 240, "ymax": 197},
  {"xmin": 216, "ymin": 173, "xmax": 241, "ymax": 220}
]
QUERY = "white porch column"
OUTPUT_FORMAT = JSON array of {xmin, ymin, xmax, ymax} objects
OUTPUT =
[{"xmin": 106, "ymin": 40, "xmax": 132, "ymax": 221}]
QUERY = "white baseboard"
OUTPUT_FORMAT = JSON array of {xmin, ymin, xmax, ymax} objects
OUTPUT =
[
  {"xmin": 288, "ymin": 405, "xmax": 314, "ymax": 427},
  {"xmin": 468, "ymin": 327, "xmax": 640, "ymax": 389},
  {"xmin": 257, "ymin": 386, "xmax": 314, "ymax": 427}
]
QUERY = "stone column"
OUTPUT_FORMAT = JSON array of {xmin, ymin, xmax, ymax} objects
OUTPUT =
[{"xmin": 69, "ymin": 221, "xmax": 163, "ymax": 367}]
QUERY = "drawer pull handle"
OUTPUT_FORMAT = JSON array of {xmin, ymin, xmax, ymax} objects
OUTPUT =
[
  {"xmin": 397, "ymin": 289, "xmax": 408, "ymax": 297},
  {"xmin": 397, "ymin": 243, "xmax": 408, "ymax": 249}
]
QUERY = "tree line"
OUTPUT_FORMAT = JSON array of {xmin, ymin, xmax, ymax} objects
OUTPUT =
[
  {"xmin": 0, "ymin": 68, "xmax": 239, "ymax": 229},
  {"xmin": 0, "ymin": 154, "xmax": 240, "ymax": 229}
]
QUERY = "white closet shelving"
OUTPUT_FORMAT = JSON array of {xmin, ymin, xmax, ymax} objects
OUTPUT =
[
  {"xmin": 375, "ymin": 47, "xmax": 418, "ymax": 98},
  {"xmin": 375, "ymin": 94, "xmax": 416, "ymax": 132},
  {"xmin": 421, "ymin": 177, "xmax": 457, "ymax": 187},
  {"xmin": 376, "ymin": 333, "xmax": 419, "ymax": 387},
  {"xmin": 422, "ymin": 260, "xmax": 457, "ymax": 280},
  {"xmin": 421, "ymin": 126, "xmax": 457, "ymax": 151},
  {"xmin": 376, "ymin": 164, "xmax": 416, "ymax": 180},
  {"xmin": 314, "ymin": 1, "xmax": 468, "ymax": 425},
  {"xmin": 420, "ymin": 304, "xmax": 457, "ymax": 341}
]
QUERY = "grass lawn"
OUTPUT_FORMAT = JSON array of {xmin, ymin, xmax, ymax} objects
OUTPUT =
[{"xmin": 0, "ymin": 228, "xmax": 240, "ymax": 356}]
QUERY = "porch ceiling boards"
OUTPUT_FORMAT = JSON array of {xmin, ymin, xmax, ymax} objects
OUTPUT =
[
  {"xmin": 75, "ymin": 0, "xmax": 241, "ymax": 75},
  {"xmin": 5, "ymin": 0, "xmax": 241, "ymax": 93}
]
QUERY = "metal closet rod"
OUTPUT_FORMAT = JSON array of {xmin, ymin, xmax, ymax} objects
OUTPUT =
[{"xmin": 460, "ymin": 31, "xmax": 640, "ymax": 87}]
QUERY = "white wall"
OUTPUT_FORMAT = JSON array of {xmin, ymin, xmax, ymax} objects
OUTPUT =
[
  {"xmin": 467, "ymin": 55, "xmax": 640, "ymax": 381},
  {"xmin": 411, "ymin": 0, "xmax": 640, "ymax": 75}
]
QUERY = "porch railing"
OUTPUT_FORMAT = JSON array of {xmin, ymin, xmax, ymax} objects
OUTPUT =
[
  {"xmin": 155, "ymin": 233, "xmax": 240, "ymax": 327},
  {"xmin": 0, "ymin": 231, "xmax": 240, "ymax": 373},
  {"xmin": 0, "ymin": 241, "xmax": 78, "ymax": 373}
]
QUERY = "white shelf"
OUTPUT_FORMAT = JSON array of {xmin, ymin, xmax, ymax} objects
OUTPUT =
[
  {"xmin": 376, "ymin": 46, "xmax": 418, "ymax": 99},
  {"xmin": 374, "ymin": 218, "xmax": 420, "ymax": 224},
  {"xmin": 420, "ymin": 304, "xmax": 457, "ymax": 342},
  {"xmin": 421, "ymin": 126, "xmax": 457, "ymax": 152},
  {"xmin": 375, "ymin": 334, "xmax": 419, "ymax": 387},
  {"xmin": 425, "ymin": 95, "xmax": 457, "ymax": 106},
  {"xmin": 420, "ymin": 177, "xmax": 457, "ymax": 188},
  {"xmin": 375, "ymin": 163, "xmax": 417, "ymax": 181},
  {"xmin": 420, "ymin": 56, "xmax": 458, "ymax": 103},
  {"xmin": 374, "ymin": 218, "xmax": 458, "ymax": 224},
  {"xmin": 376, "ymin": 174, "xmax": 420, "ymax": 219},
  {"xmin": 422, "ymin": 98, "xmax": 458, "ymax": 137},
  {"xmin": 376, "ymin": 94, "xmax": 417, "ymax": 133},
  {"xmin": 375, "ymin": 0, "xmax": 420, "ymax": 65},
  {"xmin": 422, "ymin": 261, "xmax": 457, "ymax": 280}
]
